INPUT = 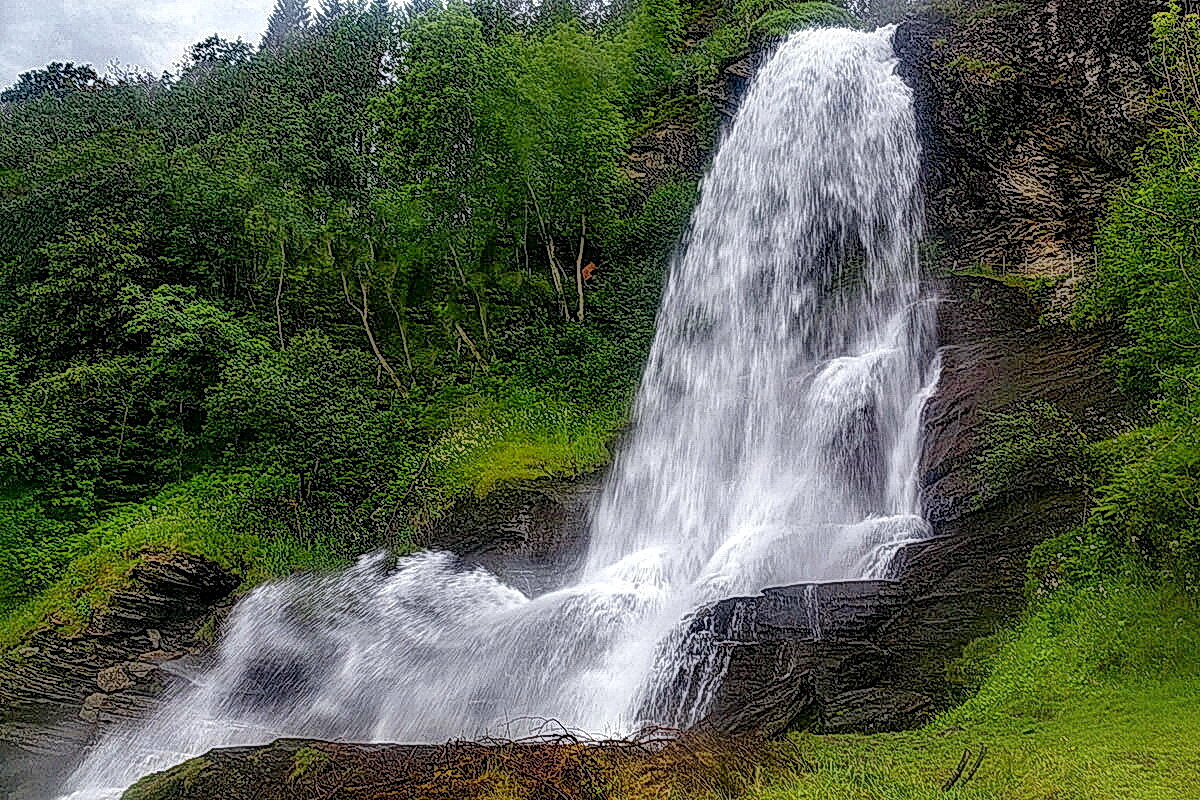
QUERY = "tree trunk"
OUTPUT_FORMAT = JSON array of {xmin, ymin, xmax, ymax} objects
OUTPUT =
[
  {"xmin": 525, "ymin": 180, "xmax": 569, "ymax": 320},
  {"xmin": 454, "ymin": 322, "xmax": 487, "ymax": 369},
  {"xmin": 342, "ymin": 272, "xmax": 404, "ymax": 390},
  {"xmin": 449, "ymin": 244, "xmax": 492, "ymax": 352},
  {"xmin": 574, "ymin": 214, "xmax": 587, "ymax": 322},
  {"xmin": 275, "ymin": 238, "xmax": 287, "ymax": 348},
  {"xmin": 385, "ymin": 291, "xmax": 416, "ymax": 384}
]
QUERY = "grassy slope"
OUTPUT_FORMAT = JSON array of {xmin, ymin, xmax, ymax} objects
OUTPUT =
[
  {"xmin": 0, "ymin": 386, "xmax": 623, "ymax": 649},
  {"xmin": 745, "ymin": 585, "xmax": 1200, "ymax": 800}
]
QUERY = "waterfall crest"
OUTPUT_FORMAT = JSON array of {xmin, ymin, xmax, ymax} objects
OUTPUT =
[{"xmin": 64, "ymin": 25, "xmax": 936, "ymax": 799}]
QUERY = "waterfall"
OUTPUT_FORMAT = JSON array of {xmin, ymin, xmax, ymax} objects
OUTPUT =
[{"xmin": 62, "ymin": 25, "xmax": 936, "ymax": 799}]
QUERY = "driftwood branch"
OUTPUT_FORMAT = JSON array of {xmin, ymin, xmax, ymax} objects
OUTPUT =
[
  {"xmin": 942, "ymin": 745, "xmax": 987, "ymax": 792},
  {"xmin": 942, "ymin": 748, "xmax": 971, "ymax": 792}
]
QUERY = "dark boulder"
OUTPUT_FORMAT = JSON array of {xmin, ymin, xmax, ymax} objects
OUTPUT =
[
  {"xmin": 416, "ymin": 473, "xmax": 602, "ymax": 595},
  {"xmin": 820, "ymin": 688, "xmax": 934, "ymax": 734}
]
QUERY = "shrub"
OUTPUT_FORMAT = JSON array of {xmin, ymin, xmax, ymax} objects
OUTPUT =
[
  {"xmin": 748, "ymin": 3, "xmax": 858, "ymax": 42},
  {"xmin": 973, "ymin": 401, "xmax": 1093, "ymax": 506}
]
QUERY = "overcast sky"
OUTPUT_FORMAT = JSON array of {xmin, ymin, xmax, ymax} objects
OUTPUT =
[{"xmin": 1, "ymin": 0, "xmax": 277, "ymax": 88}]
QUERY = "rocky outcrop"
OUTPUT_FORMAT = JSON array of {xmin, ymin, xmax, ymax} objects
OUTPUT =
[
  {"xmin": 119, "ymin": 739, "xmax": 468, "ymax": 800},
  {"xmin": 117, "ymin": 732, "xmax": 778, "ymax": 800},
  {"xmin": 0, "ymin": 552, "xmax": 238, "ymax": 798},
  {"xmin": 682, "ymin": 0, "xmax": 1163, "ymax": 736},
  {"xmin": 417, "ymin": 474, "xmax": 602, "ymax": 595},
  {"xmin": 625, "ymin": 123, "xmax": 709, "ymax": 192},
  {"xmin": 696, "ymin": 275, "xmax": 1130, "ymax": 736},
  {"xmin": 119, "ymin": 737, "xmax": 680, "ymax": 800},
  {"xmin": 896, "ymin": 0, "xmax": 1165, "ymax": 291}
]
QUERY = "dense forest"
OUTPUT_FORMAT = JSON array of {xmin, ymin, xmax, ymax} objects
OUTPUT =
[
  {"xmin": 3, "ymin": 0, "xmax": 1200, "ymax": 797},
  {"xmin": 1, "ymin": 0, "xmax": 851, "ymax": 634}
]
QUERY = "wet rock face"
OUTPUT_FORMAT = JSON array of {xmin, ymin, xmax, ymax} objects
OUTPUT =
[
  {"xmin": 683, "ymin": 0, "xmax": 1161, "ymax": 736},
  {"xmin": 417, "ymin": 474, "xmax": 603, "ymax": 596},
  {"xmin": 895, "ymin": 0, "xmax": 1165, "ymax": 283},
  {"xmin": 0, "ymin": 552, "xmax": 238, "ymax": 798},
  {"xmin": 697, "ymin": 276, "xmax": 1129, "ymax": 736},
  {"xmin": 625, "ymin": 123, "xmax": 709, "ymax": 191}
]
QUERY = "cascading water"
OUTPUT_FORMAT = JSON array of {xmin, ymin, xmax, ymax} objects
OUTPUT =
[{"xmin": 63, "ymin": 25, "xmax": 937, "ymax": 799}]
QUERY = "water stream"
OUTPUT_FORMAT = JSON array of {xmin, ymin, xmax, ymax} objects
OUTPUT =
[{"xmin": 63, "ymin": 25, "xmax": 936, "ymax": 798}]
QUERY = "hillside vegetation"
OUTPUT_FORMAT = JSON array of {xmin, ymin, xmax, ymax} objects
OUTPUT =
[
  {"xmin": 0, "ymin": 0, "xmax": 867, "ymax": 642},
  {"xmin": 3, "ymin": 1, "xmax": 1200, "ymax": 798}
]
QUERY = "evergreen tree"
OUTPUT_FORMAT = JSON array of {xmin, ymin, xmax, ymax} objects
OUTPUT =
[
  {"xmin": 320, "ymin": 0, "xmax": 347, "ymax": 19},
  {"xmin": 263, "ymin": 0, "xmax": 313, "ymax": 52}
]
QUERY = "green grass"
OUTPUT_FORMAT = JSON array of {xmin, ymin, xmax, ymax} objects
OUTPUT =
[
  {"xmin": 755, "ymin": 690, "xmax": 1199, "ymax": 799},
  {"xmin": 0, "ymin": 470, "xmax": 346, "ymax": 648},
  {"xmin": 953, "ymin": 263, "xmax": 1061, "ymax": 299},
  {"xmin": 743, "ymin": 585, "xmax": 1200, "ymax": 800},
  {"xmin": 429, "ymin": 388, "xmax": 621, "ymax": 499}
]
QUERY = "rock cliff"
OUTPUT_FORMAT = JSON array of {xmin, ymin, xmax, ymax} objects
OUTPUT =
[
  {"xmin": 697, "ymin": 275, "xmax": 1130, "ymax": 735},
  {"xmin": 0, "ymin": 552, "xmax": 239, "ymax": 797},
  {"xmin": 896, "ymin": 0, "xmax": 1165, "ymax": 292}
]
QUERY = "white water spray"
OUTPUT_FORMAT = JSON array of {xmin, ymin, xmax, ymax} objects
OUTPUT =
[{"xmin": 63, "ymin": 26, "xmax": 936, "ymax": 798}]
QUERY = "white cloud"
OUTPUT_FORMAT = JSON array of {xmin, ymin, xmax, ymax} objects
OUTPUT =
[{"xmin": 0, "ymin": 0, "xmax": 276, "ymax": 87}]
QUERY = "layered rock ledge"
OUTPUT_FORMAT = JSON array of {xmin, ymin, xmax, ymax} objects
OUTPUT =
[{"xmin": 0, "ymin": 552, "xmax": 239, "ymax": 796}]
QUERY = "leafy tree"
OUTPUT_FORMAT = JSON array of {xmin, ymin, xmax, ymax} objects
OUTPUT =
[
  {"xmin": 1069, "ymin": 2, "xmax": 1200, "ymax": 590},
  {"xmin": 0, "ymin": 62, "xmax": 106, "ymax": 104},
  {"xmin": 185, "ymin": 36, "xmax": 255, "ymax": 73},
  {"xmin": 499, "ymin": 22, "xmax": 631, "ymax": 321}
]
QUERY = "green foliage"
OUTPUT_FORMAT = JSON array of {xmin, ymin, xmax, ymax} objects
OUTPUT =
[
  {"xmin": 0, "ymin": 0, "xmax": 713, "ymax": 641},
  {"xmin": 735, "ymin": 0, "xmax": 847, "ymax": 24},
  {"xmin": 1031, "ymin": 417, "xmax": 1200, "ymax": 594},
  {"xmin": 289, "ymin": 746, "xmax": 332, "ymax": 783},
  {"xmin": 121, "ymin": 754, "xmax": 212, "ymax": 800},
  {"xmin": 1063, "ymin": 3, "xmax": 1200, "ymax": 593},
  {"xmin": 688, "ymin": 22, "xmax": 746, "ymax": 87},
  {"xmin": 428, "ymin": 387, "xmax": 619, "ymax": 498},
  {"xmin": 1082, "ymin": 130, "xmax": 1200, "ymax": 396},
  {"xmin": 204, "ymin": 330, "xmax": 393, "ymax": 468},
  {"xmin": 1080, "ymin": 2, "xmax": 1200, "ymax": 399},
  {"xmin": 0, "ymin": 491, "xmax": 79, "ymax": 614},
  {"xmin": 973, "ymin": 401, "xmax": 1092, "ymax": 506},
  {"xmin": 955, "ymin": 263, "xmax": 1059, "ymax": 302},
  {"xmin": 748, "ymin": 3, "xmax": 857, "ymax": 42},
  {"xmin": 0, "ymin": 62, "xmax": 105, "ymax": 103},
  {"xmin": 688, "ymin": 1, "xmax": 857, "ymax": 91}
]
